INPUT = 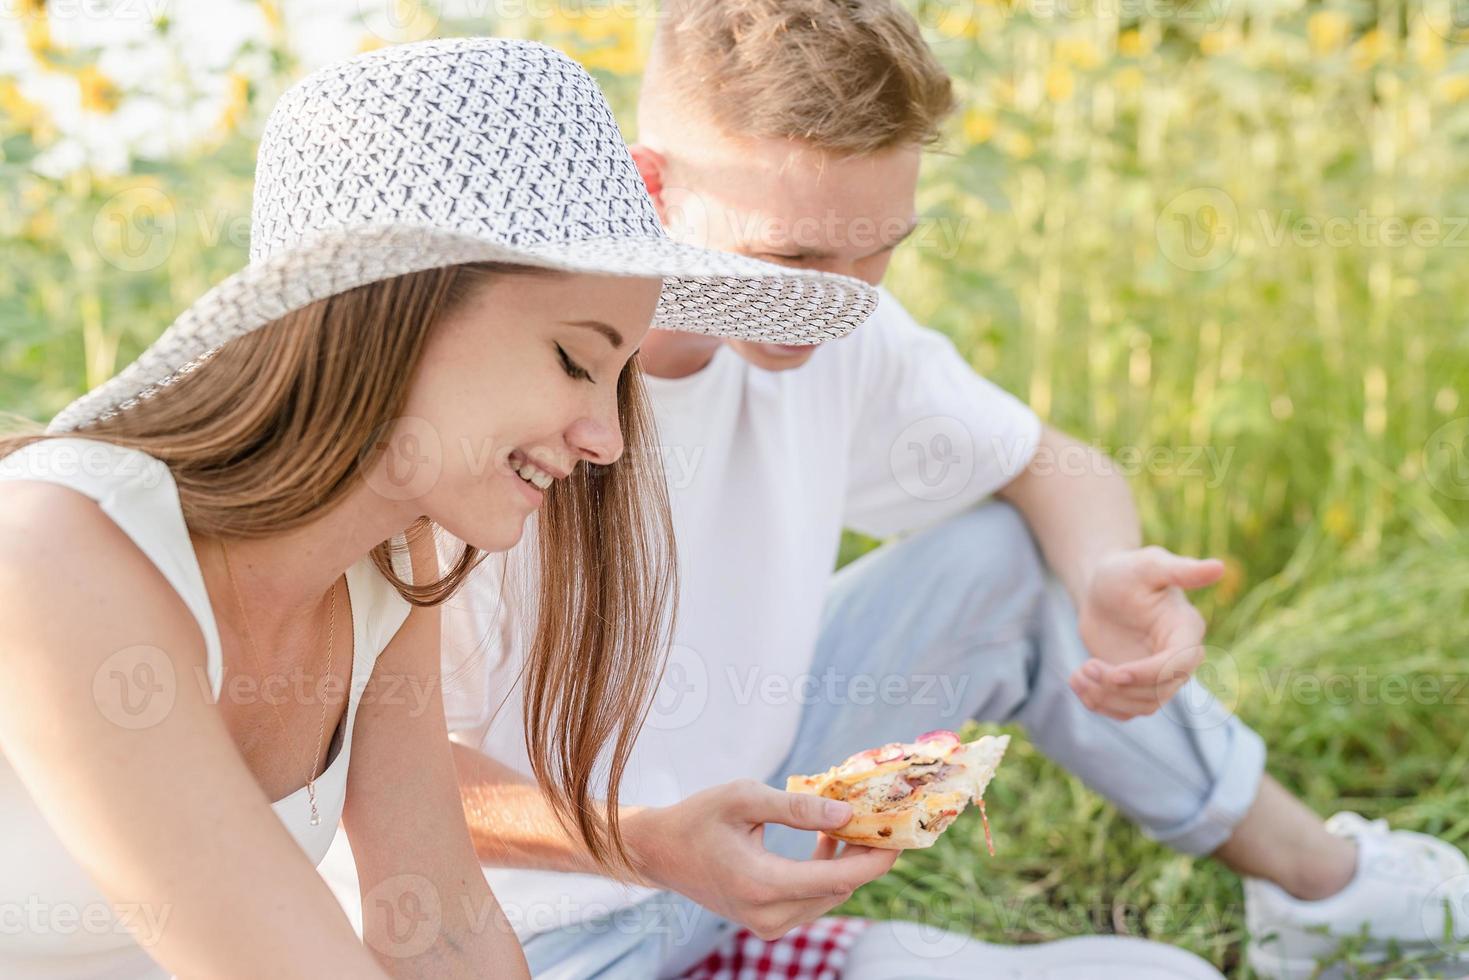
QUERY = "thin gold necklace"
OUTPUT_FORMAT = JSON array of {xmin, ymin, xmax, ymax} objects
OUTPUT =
[{"xmin": 219, "ymin": 538, "xmax": 338, "ymax": 827}]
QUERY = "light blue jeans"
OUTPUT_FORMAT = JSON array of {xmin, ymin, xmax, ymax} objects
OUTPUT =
[{"xmin": 521, "ymin": 502, "xmax": 1267, "ymax": 979}]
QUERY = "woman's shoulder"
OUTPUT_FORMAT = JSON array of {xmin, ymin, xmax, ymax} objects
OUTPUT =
[
  {"xmin": 0, "ymin": 442, "xmax": 204, "ymax": 661},
  {"xmin": 0, "ymin": 477, "xmax": 206, "ymax": 676},
  {"xmin": 0, "ymin": 435, "xmax": 185, "ymax": 604},
  {"xmin": 0, "ymin": 436, "xmax": 172, "ymax": 496},
  {"xmin": 0, "ymin": 469, "xmax": 124, "ymax": 551}
]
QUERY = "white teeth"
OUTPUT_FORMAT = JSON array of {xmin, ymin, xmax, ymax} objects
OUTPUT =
[{"xmin": 513, "ymin": 457, "xmax": 555, "ymax": 491}]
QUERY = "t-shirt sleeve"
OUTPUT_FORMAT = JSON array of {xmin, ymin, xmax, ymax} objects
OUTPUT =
[
  {"xmin": 842, "ymin": 289, "xmax": 1042, "ymax": 538},
  {"xmin": 437, "ymin": 543, "xmax": 524, "ymax": 738}
]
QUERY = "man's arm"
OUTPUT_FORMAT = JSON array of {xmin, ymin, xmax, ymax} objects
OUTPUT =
[
  {"xmin": 451, "ymin": 742, "xmax": 611, "ymax": 875},
  {"xmin": 998, "ymin": 425, "xmax": 1225, "ymax": 720},
  {"xmin": 450, "ymin": 742, "xmax": 898, "ymax": 941},
  {"xmin": 995, "ymin": 425, "xmax": 1141, "ymax": 601}
]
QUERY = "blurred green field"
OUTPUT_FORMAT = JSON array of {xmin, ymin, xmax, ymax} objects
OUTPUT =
[{"xmin": 2, "ymin": 1, "xmax": 1468, "ymax": 975}]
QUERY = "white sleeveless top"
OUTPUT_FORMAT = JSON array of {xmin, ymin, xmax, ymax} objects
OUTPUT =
[{"xmin": 0, "ymin": 437, "xmax": 414, "ymax": 978}]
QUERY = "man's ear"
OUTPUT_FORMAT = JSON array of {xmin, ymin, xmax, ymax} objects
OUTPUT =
[{"xmin": 628, "ymin": 144, "xmax": 667, "ymax": 216}]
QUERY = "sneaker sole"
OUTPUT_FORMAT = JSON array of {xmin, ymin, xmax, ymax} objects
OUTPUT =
[
  {"xmin": 1248, "ymin": 938, "xmax": 1469, "ymax": 980},
  {"xmin": 844, "ymin": 928, "xmax": 1226, "ymax": 979}
]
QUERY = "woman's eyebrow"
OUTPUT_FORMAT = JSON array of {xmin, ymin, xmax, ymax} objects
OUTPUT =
[{"xmin": 562, "ymin": 319, "xmax": 625, "ymax": 349}]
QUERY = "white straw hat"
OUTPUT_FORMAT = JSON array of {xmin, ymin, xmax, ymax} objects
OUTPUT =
[{"xmin": 47, "ymin": 37, "xmax": 878, "ymax": 434}]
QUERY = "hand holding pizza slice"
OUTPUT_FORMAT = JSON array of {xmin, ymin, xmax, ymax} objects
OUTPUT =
[{"xmin": 785, "ymin": 730, "xmax": 1009, "ymax": 851}]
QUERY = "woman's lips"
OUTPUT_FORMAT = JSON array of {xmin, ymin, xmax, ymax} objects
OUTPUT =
[{"xmin": 508, "ymin": 467, "xmax": 545, "ymax": 506}]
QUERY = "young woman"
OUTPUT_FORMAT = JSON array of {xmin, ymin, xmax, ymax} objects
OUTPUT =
[{"xmin": 0, "ymin": 38, "xmax": 876, "ymax": 979}]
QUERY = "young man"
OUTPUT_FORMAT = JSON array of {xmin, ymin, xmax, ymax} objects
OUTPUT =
[{"xmin": 322, "ymin": 3, "xmax": 1468, "ymax": 977}]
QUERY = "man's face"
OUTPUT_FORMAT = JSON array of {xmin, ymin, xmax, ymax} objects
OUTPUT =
[{"xmin": 656, "ymin": 135, "xmax": 921, "ymax": 371}]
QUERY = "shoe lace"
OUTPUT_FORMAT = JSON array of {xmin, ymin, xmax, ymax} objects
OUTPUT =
[{"xmin": 1329, "ymin": 813, "xmax": 1453, "ymax": 883}]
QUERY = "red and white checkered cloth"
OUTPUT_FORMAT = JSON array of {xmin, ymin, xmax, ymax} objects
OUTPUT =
[{"xmin": 678, "ymin": 917, "xmax": 871, "ymax": 980}]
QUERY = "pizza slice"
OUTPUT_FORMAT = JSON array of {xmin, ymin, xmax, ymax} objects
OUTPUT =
[{"xmin": 785, "ymin": 729, "xmax": 1009, "ymax": 851}]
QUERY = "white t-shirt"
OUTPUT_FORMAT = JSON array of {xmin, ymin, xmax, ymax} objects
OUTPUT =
[{"xmin": 440, "ymin": 287, "xmax": 1042, "ymax": 937}]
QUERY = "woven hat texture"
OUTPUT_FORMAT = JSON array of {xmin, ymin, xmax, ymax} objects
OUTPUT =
[{"xmin": 49, "ymin": 37, "xmax": 877, "ymax": 433}]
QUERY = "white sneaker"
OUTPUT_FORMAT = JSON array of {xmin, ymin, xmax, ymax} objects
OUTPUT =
[{"xmin": 1245, "ymin": 811, "xmax": 1469, "ymax": 979}]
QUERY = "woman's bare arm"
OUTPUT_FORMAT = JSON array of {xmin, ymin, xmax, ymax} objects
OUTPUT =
[
  {"xmin": 0, "ymin": 483, "xmax": 388, "ymax": 979},
  {"xmin": 342, "ymin": 530, "xmax": 530, "ymax": 980}
]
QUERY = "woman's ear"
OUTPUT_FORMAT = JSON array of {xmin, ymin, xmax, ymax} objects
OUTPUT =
[{"xmin": 628, "ymin": 144, "xmax": 668, "ymax": 217}]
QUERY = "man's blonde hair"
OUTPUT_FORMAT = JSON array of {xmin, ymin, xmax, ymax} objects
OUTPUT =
[{"xmin": 648, "ymin": 0, "xmax": 956, "ymax": 156}]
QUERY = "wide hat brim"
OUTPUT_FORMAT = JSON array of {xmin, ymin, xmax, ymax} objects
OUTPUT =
[{"xmin": 46, "ymin": 222, "xmax": 878, "ymax": 433}]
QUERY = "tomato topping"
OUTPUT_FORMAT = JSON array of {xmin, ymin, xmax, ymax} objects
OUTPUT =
[
  {"xmin": 874, "ymin": 743, "xmax": 906, "ymax": 763},
  {"xmin": 916, "ymin": 729, "xmax": 960, "ymax": 744}
]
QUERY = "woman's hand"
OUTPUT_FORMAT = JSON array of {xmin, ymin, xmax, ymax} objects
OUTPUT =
[{"xmin": 626, "ymin": 779, "xmax": 898, "ymax": 940}]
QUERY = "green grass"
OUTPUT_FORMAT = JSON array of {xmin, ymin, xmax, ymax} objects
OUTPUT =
[
  {"xmin": 4, "ymin": 1, "xmax": 1469, "ymax": 976},
  {"xmin": 832, "ymin": 5, "xmax": 1469, "ymax": 973},
  {"xmin": 844, "ymin": 539, "xmax": 1469, "ymax": 976}
]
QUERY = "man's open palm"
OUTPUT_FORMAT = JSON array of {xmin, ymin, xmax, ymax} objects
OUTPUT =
[{"xmin": 1069, "ymin": 546, "xmax": 1224, "ymax": 720}]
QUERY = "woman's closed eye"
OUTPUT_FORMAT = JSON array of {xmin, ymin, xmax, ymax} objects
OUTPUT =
[{"xmin": 556, "ymin": 343, "xmax": 592, "ymax": 382}]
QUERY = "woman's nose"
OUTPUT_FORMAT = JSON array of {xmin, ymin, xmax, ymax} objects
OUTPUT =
[{"xmin": 566, "ymin": 413, "xmax": 624, "ymax": 468}]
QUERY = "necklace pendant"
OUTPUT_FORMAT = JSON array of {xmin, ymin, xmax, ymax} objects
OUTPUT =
[{"xmin": 308, "ymin": 784, "xmax": 320, "ymax": 827}]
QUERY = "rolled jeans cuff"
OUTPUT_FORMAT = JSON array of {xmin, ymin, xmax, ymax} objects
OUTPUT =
[{"xmin": 1140, "ymin": 717, "xmax": 1267, "ymax": 856}]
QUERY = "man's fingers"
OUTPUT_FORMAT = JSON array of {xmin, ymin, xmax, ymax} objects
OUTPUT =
[
  {"xmin": 755, "ymin": 844, "xmax": 898, "ymax": 901},
  {"xmin": 743, "ymin": 896, "xmax": 851, "ymax": 941},
  {"xmin": 733, "ymin": 780, "xmax": 852, "ymax": 831},
  {"xmin": 1157, "ymin": 603, "xmax": 1208, "ymax": 661},
  {"xmin": 1137, "ymin": 547, "xmax": 1224, "ymax": 591},
  {"xmin": 811, "ymin": 833, "xmax": 839, "ymax": 861},
  {"xmin": 1072, "ymin": 662, "xmax": 1193, "ymax": 716},
  {"xmin": 1138, "ymin": 644, "xmax": 1205, "ymax": 688},
  {"xmin": 1082, "ymin": 645, "xmax": 1203, "ymax": 690},
  {"xmin": 1169, "ymin": 556, "xmax": 1225, "ymax": 591},
  {"xmin": 1072, "ymin": 672, "xmax": 1167, "ymax": 714}
]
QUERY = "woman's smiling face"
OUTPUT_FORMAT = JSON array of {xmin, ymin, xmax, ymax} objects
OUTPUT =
[{"xmin": 376, "ymin": 268, "xmax": 662, "ymax": 553}]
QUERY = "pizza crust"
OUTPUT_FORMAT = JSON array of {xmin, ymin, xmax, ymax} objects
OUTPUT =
[{"xmin": 786, "ymin": 734, "xmax": 1009, "ymax": 850}]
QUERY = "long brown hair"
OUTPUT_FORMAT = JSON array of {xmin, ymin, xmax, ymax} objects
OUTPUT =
[{"xmin": 0, "ymin": 262, "xmax": 675, "ymax": 873}]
